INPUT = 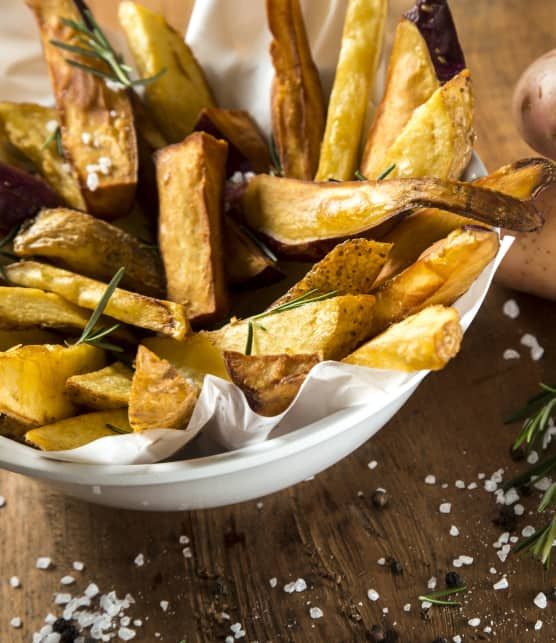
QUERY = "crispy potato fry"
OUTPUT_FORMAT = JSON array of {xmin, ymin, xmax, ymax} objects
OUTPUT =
[
  {"xmin": 0, "ymin": 343, "xmax": 105, "ymax": 437},
  {"xmin": 205, "ymin": 294, "xmax": 375, "ymax": 360},
  {"xmin": 344, "ymin": 305, "xmax": 462, "ymax": 371},
  {"xmin": 370, "ymin": 227, "xmax": 499, "ymax": 335},
  {"xmin": 195, "ymin": 107, "xmax": 271, "ymax": 174},
  {"xmin": 0, "ymin": 329, "xmax": 60, "ymax": 351},
  {"xmin": 360, "ymin": 18, "xmax": 439, "ymax": 177},
  {"xmin": 375, "ymin": 157, "xmax": 556, "ymax": 285},
  {"xmin": 119, "ymin": 1, "xmax": 215, "ymax": 143},
  {"xmin": 65, "ymin": 362, "xmax": 133, "ymax": 410},
  {"xmin": 273, "ymin": 239, "xmax": 392, "ymax": 307},
  {"xmin": 27, "ymin": 0, "xmax": 138, "ymax": 218},
  {"xmin": 14, "ymin": 208, "xmax": 165, "ymax": 298},
  {"xmin": 361, "ymin": 70, "xmax": 474, "ymax": 181},
  {"xmin": 25, "ymin": 409, "xmax": 131, "ymax": 451},
  {"xmin": 129, "ymin": 345, "xmax": 199, "ymax": 431},
  {"xmin": 224, "ymin": 351, "xmax": 320, "ymax": 416},
  {"xmin": 156, "ymin": 132, "xmax": 229, "ymax": 325},
  {"xmin": 241, "ymin": 173, "xmax": 542, "ymax": 258},
  {"xmin": 4, "ymin": 261, "xmax": 189, "ymax": 340},
  {"xmin": 268, "ymin": 0, "xmax": 325, "ymax": 179},
  {"xmin": 315, "ymin": 0, "xmax": 387, "ymax": 181},
  {"xmin": 0, "ymin": 102, "xmax": 86, "ymax": 209}
]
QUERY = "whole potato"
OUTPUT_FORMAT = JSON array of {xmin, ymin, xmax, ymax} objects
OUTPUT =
[{"xmin": 513, "ymin": 49, "xmax": 556, "ymax": 160}]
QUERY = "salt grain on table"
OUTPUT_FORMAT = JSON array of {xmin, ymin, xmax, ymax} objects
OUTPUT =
[
  {"xmin": 534, "ymin": 592, "xmax": 547, "ymax": 609},
  {"xmin": 368, "ymin": 460, "xmax": 378, "ymax": 469},
  {"xmin": 160, "ymin": 600, "xmax": 169, "ymax": 612},
  {"xmin": 9, "ymin": 575, "xmax": 20, "ymax": 588},
  {"xmin": 403, "ymin": 603, "xmax": 411, "ymax": 612},
  {"xmin": 468, "ymin": 617, "xmax": 481, "ymax": 627},
  {"xmin": 133, "ymin": 553, "xmax": 144, "ymax": 567},
  {"xmin": 527, "ymin": 450, "xmax": 539, "ymax": 465},
  {"xmin": 309, "ymin": 607, "xmax": 323, "ymax": 619},
  {"xmin": 72, "ymin": 561, "xmax": 85, "ymax": 571},
  {"xmin": 0, "ymin": 495, "xmax": 5, "ymax": 507},
  {"xmin": 503, "ymin": 348, "xmax": 520, "ymax": 360},
  {"xmin": 535, "ymin": 620, "xmax": 543, "ymax": 630},
  {"xmin": 10, "ymin": 616, "xmax": 22, "ymax": 628},
  {"xmin": 424, "ymin": 474, "xmax": 436, "ymax": 485},
  {"xmin": 60, "ymin": 575, "xmax": 75, "ymax": 585},
  {"xmin": 503, "ymin": 299, "xmax": 520, "ymax": 319},
  {"xmin": 269, "ymin": 577, "xmax": 277, "ymax": 588},
  {"xmin": 427, "ymin": 577, "xmax": 437, "ymax": 590},
  {"xmin": 36, "ymin": 557, "xmax": 53, "ymax": 570},
  {"xmin": 449, "ymin": 525, "xmax": 460, "ymax": 537},
  {"xmin": 493, "ymin": 577, "xmax": 509, "ymax": 590},
  {"xmin": 439, "ymin": 502, "xmax": 452, "ymax": 514},
  {"xmin": 367, "ymin": 589, "xmax": 379, "ymax": 601}
]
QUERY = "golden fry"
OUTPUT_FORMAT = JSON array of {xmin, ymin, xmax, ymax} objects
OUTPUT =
[{"xmin": 65, "ymin": 362, "xmax": 133, "ymax": 410}]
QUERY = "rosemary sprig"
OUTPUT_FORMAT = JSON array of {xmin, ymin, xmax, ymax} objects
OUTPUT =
[
  {"xmin": 41, "ymin": 125, "xmax": 64, "ymax": 157},
  {"xmin": 269, "ymin": 137, "xmax": 283, "ymax": 176},
  {"xmin": 244, "ymin": 288, "xmax": 338, "ymax": 355},
  {"xmin": 73, "ymin": 267, "xmax": 125, "ymax": 352},
  {"xmin": 105, "ymin": 423, "xmax": 129, "ymax": 435},
  {"xmin": 376, "ymin": 163, "xmax": 396, "ymax": 181},
  {"xmin": 354, "ymin": 170, "xmax": 367, "ymax": 181},
  {"xmin": 514, "ymin": 481, "xmax": 556, "ymax": 568},
  {"xmin": 418, "ymin": 585, "xmax": 467, "ymax": 607},
  {"xmin": 238, "ymin": 223, "xmax": 277, "ymax": 263},
  {"xmin": 502, "ymin": 451, "xmax": 556, "ymax": 491},
  {"xmin": 507, "ymin": 383, "xmax": 556, "ymax": 451},
  {"xmin": 50, "ymin": 9, "xmax": 165, "ymax": 90}
]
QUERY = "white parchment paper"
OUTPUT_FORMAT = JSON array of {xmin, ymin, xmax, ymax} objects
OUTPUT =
[{"xmin": 0, "ymin": 0, "xmax": 511, "ymax": 464}]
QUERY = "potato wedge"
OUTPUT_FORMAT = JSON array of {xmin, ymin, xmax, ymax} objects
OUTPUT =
[
  {"xmin": 273, "ymin": 239, "xmax": 391, "ymax": 307},
  {"xmin": 241, "ymin": 173, "xmax": 542, "ymax": 258},
  {"xmin": 375, "ymin": 157, "xmax": 556, "ymax": 285},
  {"xmin": 0, "ymin": 329, "xmax": 60, "ymax": 351},
  {"xmin": 25, "ymin": 409, "xmax": 131, "ymax": 451},
  {"xmin": 361, "ymin": 70, "xmax": 474, "ymax": 181},
  {"xmin": 344, "ymin": 305, "xmax": 462, "ymax": 371},
  {"xmin": 27, "ymin": 0, "xmax": 138, "ymax": 217},
  {"xmin": 129, "ymin": 345, "xmax": 199, "ymax": 431},
  {"xmin": 360, "ymin": 18, "xmax": 439, "ymax": 177},
  {"xmin": 205, "ymin": 294, "xmax": 375, "ymax": 360},
  {"xmin": 224, "ymin": 351, "xmax": 320, "ymax": 416},
  {"xmin": 119, "ymin": 1, "xmax": 215, "ymax": 143},
  {"xmin": 156, "ymin": 132, "xmax": 229, "ymax": 325},
  {"xmin": 65, "ymin": 362, "xmax": 133, "ymax": 410},
  {"xmin": 0, "ymin": 102, "xmax": 86, "ymax": 209},
  {"xmin": 0, "ymin": 343, "xmax": 105, "ymax": 437},
  {"xmin": 144, "ymin": 334, "xmax": 229, "ymax": 387},
  {"xmin": 370, "ymin": 227, "xmax": 499, "ymax": 335},
  {"xmin": 4, "ymin": 261, "xmax": 189, "ymax": 340},
  {"xmin": 195, "ymin": 107, "xmax": 271, "ymax": 175},
  {"xmin": 315, "ymin": 0, "xmax": 387, "ymax": 181},
  {"xmin": 268, "ymin": 0, "xmax": 325, "ymax": 179},
  {"xmin": 14, "ymin": 208, "xmax": 165, "ymax": 298}
]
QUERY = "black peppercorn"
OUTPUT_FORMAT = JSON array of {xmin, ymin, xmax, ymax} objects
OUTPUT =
[
  {"xmin": 388, "ymin": 558, "xmax": 403, "ymax": 576},
  {"xmin": 548, "ymin": 586, "xmax": 556, "ymax": 601},
  {"xmin": 510, "ymin": 444, "xmax": 526, "ymax": 461},
  {"xmin": 445, "ymin": 571, "xmax": 463, "ymax": 588},
  {"xmin": 52, "ymin": 618, "xmax": 78, "ymax": 642}
]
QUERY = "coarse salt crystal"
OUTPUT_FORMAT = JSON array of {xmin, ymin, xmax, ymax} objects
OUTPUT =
[
  {"xmin": 534, "ymin": 592, "xmax": 547, "ymax": 609},
  {"xmin": 493, "ymin": 577, "xmax": 509, "ymax": 590},
  {"xmin": 503, "ymin": 299, "xmax": 520, "ymax": 319},
  {"xmin": 491, "ymin": 469, "xmax": 504, "ymax": 483},
  {"xmin": 179, "ymin": 535, "xmax": 190, "ymax": 545},
  {"xmin": 84, "ymin": 582, "xmax": 99, "ymax": 598},
  {"xmin": 60, "ymin": 575, "xmax": 75, "ymax": 585},
  {"xmin": 483, "ymin": 626, "xmax": 492, "ymax": 633},
  {"xmin": 367, "ymin": 589, "xmax": 379, "ymax": 601},
  {"xmin": 421, "ymin": 601, "xmax": 432, "ymax": 610},
  {"xmin": 283, "ymin": 581, "xmax": 296, "ymax": 593},
  {"xmin": 450, "ymin": 525, "xmax": 460, "ymax": 537},
  {"xmin": 459, "ymin": 555, "xmax": 474, "ymax": 565},
  {"xmin": 427, "ymin": 577, "xmax": 437, "ymax": 590},
  {"xmin": 531, "ymin": 345, "xmax": 544, "ymax": 361},
  {"xmin": 368, "ymin": 460, "xmax": 378, "ymax": 470},
  {"xmin": 294, "ymin": 578, "xmax": 307, "ymax": 592},
  {"xmin": 10, "ymin": 617, "xmax": 22, "ymax": 628},
  {"xmin": 54, "ymin": 593, "xmax": 72, "ymax": 605},
  {"xmin": 309, "ymin": 607, "xmax": 323, "ymax": 619},
  {"xmin": 44, "ymin": 635, "xmax": 61, "ymax": 643},
  {"xmin": 403, "ymin": 603, "xmax": 411, "ymax": 612},
  {"xmin": 46, "ymin": 119, "xmax": 59, "ymax": 133},
  {"xmin": 377, "ymin": 557, "xmax": 386, "ymax": 565},
  {"xmin": 455, "ymin": 480, "xmax": 465, "ymax": 488},
  {"xmin": 382, "ymin": 607, "xmax": 389, "ymax": 614},
  {"xmin": 9, "ymin": 575, "xmax": 20, "ymax": 588},
  {"xmin": 133, "ymin": 619, "xmax": 142, "ymax": 627},
  {"xmin": 86, "ymin": 171, "xmax": 99, "ymax": 192},
  {"xmin": 497, "ymin": 544, "xmax": 511, "ymax": 563},
  {"xmin": 133, "ymin": 553, "xmax": 144, "ymax": 567},
  {"xmin": 467, "ymin": 482, "xmax": 478, "ymax": 490},
  {"xmin": 0, "ymin": 495, "xmax": 6, "ymax": 507},
  {"xmin": 72, "ymin": 561, "xmax": 85, "ymax": 571},
  {"xmin": 439, "ymin": 502, "xmax": 451, "ymax": 514},
  {"xmin": 105, "ymin": 79, "xmax": 125, "ymax": 92},
  {"xmin": 269, "ymin": 577, "xmax": 277, "ymax": 588},
  {"xmin": 453, "ymin": 558, "xmax": 463, "ymax": 568},
  {"xmin": 36, "ymin": 557, "xmax": 52, "ymax": 570},
  {"xmin": 534, "ymin": 477, "xmax": 552, "ymax": 491},
  {"xmin": 504, "ymin": 488, "xmax": 519, "ymax": 505},
  {"xmin": 521, "ymin": 333, "xmax": 539, "ymax": 348},
  {"xmin": 121, "ymin": 616, "xmax": 130, "ymax": 626},
  {"xmin": 118, "ymin": 627, "xmax": 136, "ymax": 640},
  {"xmin": 514, "ymin": 504, "xmax": 525, "ymax": 516},
  {"xmin": 527, "ymin": 450, "xmax": 539, "ymax": 465},
  {"xmin": 225, "ymin": 637, "xmax": 234, "ymax": 643},
  {"xmin": 441, "ymin": 483, "xmax": 448, "ymax": 489},
  {"xmin": 535, "ymin": 619, "xmax": 543, "ymax": 630},
  {"xmin": 160, "ymin": 600, "xmax": 169, "ymax": 612},
  {"xmin": 424, "ymin": 474, "xmax": 436, "ymax": 485},
  {"xmin": 256, "ymin": 501, "xmax": 264, "ymax": 509},
  {"xmin": 489, "ymin": 567, "xmax": 497, "ymax": 574},
  {"xmin": 484, "ymin": 479, "xmax": 497, "ymax": 492},
  {"xmin": 453, "ymin": 637, "xmax": 462, "ymax": 643},
  {"xmin": 468, "ymin": 617, "xmax": 481, "ymax": 627},
  {"xmin": 503, "ymin": 348, "xmax": 520, "ymax": 360},
  {"xmin": 182, "ymin": 547, "xmax": 192, "ymax": 558},
  {"xmin": 522, "ymin": 525, "xmax": 536, "ymax": 537},
  {"xmin": 230, "ymin": 623, "xmax": 242, "ymax": 633}
]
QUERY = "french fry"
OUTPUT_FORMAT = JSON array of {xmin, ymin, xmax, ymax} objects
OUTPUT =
[
  {"xmin": 26, "ymin": 0, "xmax": 138, "ymax": 218},
  {"xmin": 129, "ymin": 345, "xmax": 199, "ymax": 431},
  {"xmin": 268, "ymin": 0, "xmax": 325, "ymax": 179},
  {"xmin": 343, "ymin": 305, "xmax": 462, "ymax": 371},
  {"xmin": 0, "ymin": 329, "xmax": 60, "ymax": 351},
  {"xmin": 14, "ymin": 208, "xmax": 165, "ymax": 298},
  {"xmin": 0, "ymin": 102, "xmax": 86, "ymax": 209},
  {"xmin": 156, "ymin": 132, "xmax": 229, "ymax": 325},
  {"xmin": 370, "ymin": 227, "xmax": 499, "ymax": 335},
  {"xmin": 4, "ymin": 261, "xmax": 189, "ymax": 340},
  {"xmin": 25, "ymin": 409, "xmax": 131, "ymax": 451},
  {"xmin": 119, "ymin": 1, "xmax": 215, "ymax": 143},
  {"xmin": 224, "ymin": 351, "xmax": 320, "ymax": 416},
  {"xmin": 315, "ymin": 0, "xmax": 387, "ymax": 181},
  {"xmin": 360, "ymin": 18, "xmax": 439, "ymax": 177},
  {"xmin": 361, "ymin": 70, "xmax": 474, "ymax": 181},
  {"xmin": 65, "ymin": 362, "xmax": 133, "ymax": 410}
]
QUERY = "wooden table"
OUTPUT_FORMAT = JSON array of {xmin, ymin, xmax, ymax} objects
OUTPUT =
[{"xmin": 2, "ymin": 1, "xmax": 556, "ymax": 641}]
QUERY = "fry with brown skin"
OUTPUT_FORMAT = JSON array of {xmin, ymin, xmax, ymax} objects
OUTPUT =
[
  {"xmin": 26, "ymin": 0, "xmax": 138, "ymax": 218},
  {"xmin": 65, "ymin": 362, "xmax": 133, "ymax": 410},
  {"xmin": 224, "ymin": 351, "xmax": 320, "ymax": 416},
  {"xmin": 268, "ymin": 0, "xmax": 325, "ymax": 179},
  {"xmin": 344, "ymin": 305, "xmax": 462, "ymax": 371},
  {"xmin": 129, "ymin": 345, "xmax": 199, "ymax": 431},
  {"xmin": 156, "ymin": 132, "xmax": 229, "ymax": 326}
]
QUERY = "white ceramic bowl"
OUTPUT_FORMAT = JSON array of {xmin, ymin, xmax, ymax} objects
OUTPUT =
[{"xmin": 0, "ymin": 156, "xmax": 486, "ymax": 510}]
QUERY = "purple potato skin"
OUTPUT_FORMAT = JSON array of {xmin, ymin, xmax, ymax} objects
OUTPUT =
[
  {"xmin": 405, "ymin": 0, "xmax": 466, "ymax": 84},
  {"xmin": 0, "ymin": 162, "xmax": 60, "ymax": 232},
  {"xmin": 513, "ymin": 49, "xmax": 556, "ymax": 161}
]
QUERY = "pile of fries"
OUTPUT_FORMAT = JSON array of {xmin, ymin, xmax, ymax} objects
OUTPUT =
[{"xmin": 0, "ymin": 0, "xmax": 552, "ymax": 453}]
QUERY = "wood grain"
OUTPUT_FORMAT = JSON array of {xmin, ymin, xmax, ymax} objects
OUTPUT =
[{"xmin": 2, "ymin": 1, "xmax": 556, "ymax": 642}]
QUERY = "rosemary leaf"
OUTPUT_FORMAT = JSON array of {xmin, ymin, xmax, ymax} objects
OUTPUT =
[
  {"xmin": 376, "ymin": 163, "xmax": 396, "ymax": 181},
  {"xmin": 105, "ymin": 423, "xmax": 128, "ymax": 435},
  {"xmin": 0, "ymin": 224, "xmax": 20, "ymax": 250},
  {"xmin": 269, "ymin": 137, "xmax": 283, "ymax": 176},
  {"xmin": 502, "ymin": 451, "xmax": 556, "ymax": 490},
  {"xmin": 354, "ymin": 170, "xmax": 367, "ymax": 181},
  {"xmin": 238, "ymin": 223, "xmax": 277, "ymax": 263},
  {"xmin": 508, "ymin": 382, "xmax": 556, "ymax": 451},
  {"xmin": 418, "ymin": 585, "xmax": 467, "ymax": 607}
]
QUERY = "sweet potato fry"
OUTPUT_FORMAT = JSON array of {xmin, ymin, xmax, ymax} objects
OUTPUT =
[
  {"xmin": 26, "ymin": 0, "xmax": 138, "ymax": 218},
  {"xmin": 4, "ymin": 261, "xmax": 189, "ymax": 340},
  {"xmin": 267, "ymin": 0, "xmax": 325, "ymax": 179},
  {"xmin": 129, "ymin": 345, "xmax": 199, "ymax": 431},
  {"xmin": 344, "ymin": 305, "xmax": 462, "ymax": 371},
  {"xmin": 315, "ymin": 0, "xmax": 387, "ymax": 181},
  {"xmin": 156, "ymin": 132, "xmax": 229, "ymax": 326},
  {"xmin": 65, "ymin": 362, "xmax": 133, "ymax": 410},
  {"xmin": 224, "ymin": 351, "xmax": 320, "ymax": 416},
  {"xmin": 370, "ymin": 227, "xmax": 499, "ymax": 335}
]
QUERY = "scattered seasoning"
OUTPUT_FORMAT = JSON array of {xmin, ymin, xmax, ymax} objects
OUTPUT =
[
  {"xmin": 449, "ymin": 525, "xmax": 460, "ymax": 537},
  {"xmin": 371, "ymin": 488, "xmax": 389, "ymax": 508},
  {"xmin": 367, "ymin": 589, "xmax": 380, "ymax": 602},
  {"xmin": 454, "ymin": 480, "xmax": 465, "ymax": 489},
  {"xmin": 9, "ymin": 575, "xmax": 21, "ymax": 588},
  {"xmin": 403, "ymin": 603, "xmax": 411, "ymax": 612},
  {"xmin": 493, "ymin": 577, "xmax": 509, "ymax": 590},
  {"xmin": 503, "ymin": 348, "xmax": 520, "ymax": 360},
  {"xmin": 36, "ymin": 557, "xmax": 53, "ymax": 570},
  {"xmin": 0, "ymin": 495, "xmax": 6, "ymax": 507},
  {"xmin": 445, "ymin": 572, "xmax": 463, "ymax": 588},
  {"xmin": 256, "ymin": 501, "xmax": 264, "ymax": 509},
  {"xmin": 534, "ymin": 592, "xmax": 548, "ymax": 609},
  {"xmin": 438, "ymin": 502, "xmax": 451, "ymax": 514},
  {"xmin": 10, "ymin": 617, "xmax": 22, "ymax": 628},
  {"xmin": 468, "ymin": 617, "xmax": 481, "ymax": 627},
  {"xmin": 182, "ymin": 546, "xmax": 193, "ymax": 558},
  {"xmin": 72, "ymin": 562, "xmax": 85, "ymax": 572},
  {"xmin": 521, "ymin": 333, "xmax": 544, "ymax": 361},
  {"xmin": 60, "ymin": 576, "xmax": 75, "ymax": 586},
  {"xmin": 503, "ymin": 299, "xmax": 520, "ymax": 319},
  {"xmin": 309, "ymin": 607, "xmax": 323, "ymax": 619},
  {"xmin": 284, "ymin": 578, "xmax": 307, "ymax": 593},
  {"xmin": 133, "ymin": 553, "xmax": 144, "ymax": 567},
  {"xmin": 535, "ymin": 619, "xmax": 543, "ymax": 630},
  {"xmin": 424, "ymin": 475, "xmax": 436, "ymax": 485},
  {"xmin": 427, "ymin": 577, "xmax": 437, "ymax": 590},
  {"xmin": 368, "ymin": 460, "xmax": 378, "ymax": 470},
  {"xmin": 377, "ymin": 557, "xmax": 386, "ymax": 566},
  {"xmin": 389, "ymin": 558, "xmax": 403, "ymax": 576},
  {"xmin": 269, "ymin": 577, "xmax": 277, "ymax": 588},
  {"xmin": 84, "ymin": 582, "xmax": 99, "ymax": 598},
  {"xmin": 160, "ymin": 600, "xmax": 169, "ymax": 612},
  {"xmin": 418, "ymin": 585, "xmax": 467, "ymax": 607},
  {"xmin": 179, "ymin": 535, "xmax": 190, "ymax": 545}
]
